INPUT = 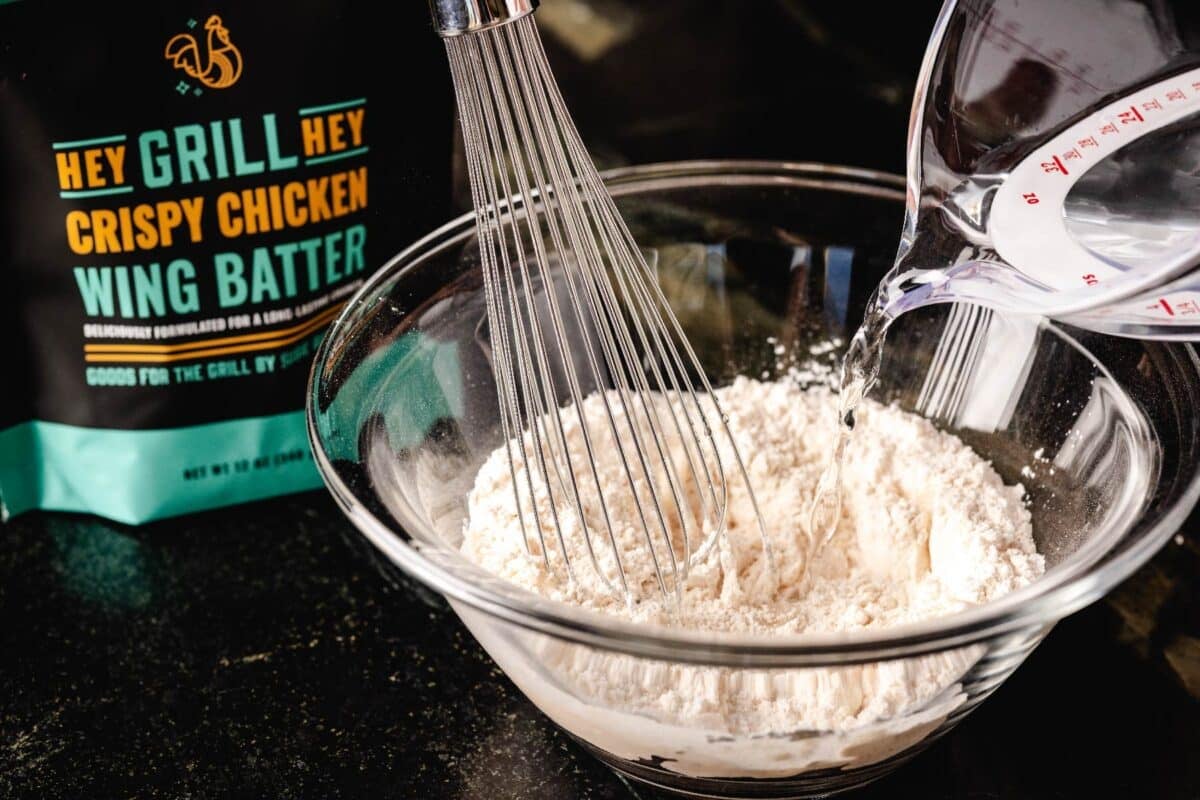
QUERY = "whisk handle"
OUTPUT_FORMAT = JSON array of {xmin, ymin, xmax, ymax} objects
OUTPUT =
[{"xmin": 429, "ymin": 0, "xmax": 538, "ymax": 37}]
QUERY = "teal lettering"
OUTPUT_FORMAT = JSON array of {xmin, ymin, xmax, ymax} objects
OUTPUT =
[
  {"xmin": 250, "ymin": 247, "xmax": 282, "ymax": 303},
  {"xmin": 214, "ymin": 252, "xmax": 248, "ymax": 307},
  {"xmin": 297, "ymin": 237, "xmax": 322, "ymax": 291},
  {"xmin": 73, "ymin": 267, "xmax": 115, "ymax": 316},
  {"xmin": 114, "ymin": 267, "xmax": 134, "ymax": 317},
  {"xmin": 274, "ymin": 242, "xmax": 299, "ymax": 296},
  {"xmin": 229, "ymin": 118, "xmax": 264, "ymax": 176},
  {"xmin": 262, "ymin": 114, "xmax": 298, "ymax": 171},
  {"xmin": 324, "ymin": 230, "xmax": 343, "ymax": 284},
  {"xmin": 132, "ymin": 263, "xmax": 166, "ymax": 318},
  {"xmin": 345, "ymin": 224, "xmax": 366, "ymax": 273},
  {"xmin": 166, "ymin": 259, "xmax": 200, "ymax": 313},
  {"xmin": 138, "ymin": 131, "xmax": 173, "ymax": 189},
  {"xmin": 174, "ymin": 124, "xmax": 210, "ymax": 184},
  {"xmin": 209, "ymin": 120, "xmax": 230, "ymax": 179}
]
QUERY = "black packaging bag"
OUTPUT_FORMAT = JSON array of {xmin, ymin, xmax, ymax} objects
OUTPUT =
[{"xmin": 0, "ymin": 1, "xmax": 454, "ymax": 522}]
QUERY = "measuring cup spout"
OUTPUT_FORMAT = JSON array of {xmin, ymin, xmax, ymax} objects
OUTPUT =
[{"xmin": 900, "ymin": 0, "xmax": 1200, "ymax": 338}]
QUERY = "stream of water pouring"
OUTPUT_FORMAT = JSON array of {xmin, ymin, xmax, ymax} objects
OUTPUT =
[{"xmin": 807, "ymin": 289, "xmax": 896, "ymax": 555}]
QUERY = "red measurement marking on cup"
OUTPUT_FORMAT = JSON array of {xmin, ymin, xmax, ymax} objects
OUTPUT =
[
  {"xmin": 1118, "ymin": 105, "xmax": 1145, "ymax": 124},
  {"xmin": 1040, "ymin": 155, "xmax": 1069, "ymax": 175},
  {"xmin": 990, "ymin": 65, "xmax": 1200, "ymax": 298}
]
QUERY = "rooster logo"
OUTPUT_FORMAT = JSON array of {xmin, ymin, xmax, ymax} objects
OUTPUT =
[{"xmin": 164, "ymin": 15, "xmax": 243, "ymax": 89}]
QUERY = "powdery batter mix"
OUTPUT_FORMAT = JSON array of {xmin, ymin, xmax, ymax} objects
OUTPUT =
[{"xmin": 460, "ymin": 376, "xmax": 1044, "ymax": 769}]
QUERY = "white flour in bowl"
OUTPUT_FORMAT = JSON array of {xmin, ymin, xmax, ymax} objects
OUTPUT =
[{"xmin": 459, "ymin": 376, "xmax": 1044, "ymax": 774}]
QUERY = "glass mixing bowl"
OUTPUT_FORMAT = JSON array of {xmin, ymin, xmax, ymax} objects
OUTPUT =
[{"xmin": 307, "ymin": 161, "xmax": 1200, "ymax": 798}]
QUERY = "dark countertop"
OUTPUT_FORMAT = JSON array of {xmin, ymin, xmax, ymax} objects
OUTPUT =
[
  {"xmin": 5, "ymin": 3, "xmax": 1200, "ymax": 797},
  {"xmin": 3, "ymin": 493, "xmax": 1199, "ymax": 799}
]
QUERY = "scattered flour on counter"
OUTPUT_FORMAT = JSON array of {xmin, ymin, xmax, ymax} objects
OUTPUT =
[{"xmin": 459, "ymin": 376, "xmax": 1044, "ymax": 768}]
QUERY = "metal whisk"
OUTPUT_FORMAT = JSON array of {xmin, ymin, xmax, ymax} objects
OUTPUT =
[{"xmin": 430, "ymin": 0, "xmax": 772, "ymax": 605}]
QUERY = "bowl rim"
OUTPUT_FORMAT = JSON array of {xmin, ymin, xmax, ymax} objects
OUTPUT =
[{"xmin": 306, "ymin": 159, "xmax": 1200, "ymax": 666}]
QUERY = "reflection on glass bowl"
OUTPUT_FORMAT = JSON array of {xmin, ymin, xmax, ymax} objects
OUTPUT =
[{"xmin": 308, "ymin": 161, "xmax": 1200, "ymax": 798}]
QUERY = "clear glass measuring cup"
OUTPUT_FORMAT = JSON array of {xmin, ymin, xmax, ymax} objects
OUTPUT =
[
  {"xmin": 884, "ymin": 0, "xmax": 1200, "ymax": 339},
  {"xmin": 809, "ymin": 0, "xmax": 1200, "ymax": 549}
]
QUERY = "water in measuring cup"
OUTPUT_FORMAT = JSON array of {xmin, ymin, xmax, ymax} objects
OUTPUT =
[
  {"xmin": 893, "ymin": 0, "xmax": 1200, "ymax": 332},
  {"xmin": 809, "ymin": 0, "xmax": 1200, "ymax": 550}
]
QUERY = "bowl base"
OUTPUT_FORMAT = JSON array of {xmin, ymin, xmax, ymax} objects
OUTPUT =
[{"xmin": 572, "ymin": 736, "xmax": 926, "ymax": 799}]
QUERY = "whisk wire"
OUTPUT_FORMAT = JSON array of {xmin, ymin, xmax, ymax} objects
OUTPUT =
[
  {"xmin": 445, "ymin": 15, "xmax": 775, "ymax": 603},
  {"xmin": 458, "ymin": 42, "xmax": 591, "ymax": 590},
  {"xmin": 449, "ymin": 46, "xmax": 540, "ymax": 567},
  {"xmin": 494, "ymin": 28, "xmax": 695, "ymax": 596},
  {"xmin": 502, "ymin": 24, "xmax": 708, "ymax": 588},
  {"xmin": 472, "ymin": 34, "xmax": 630, "ymax": 596},
  {"xmin": 482, "ymin": 22, "xmax": 682, "ymax": 599}
]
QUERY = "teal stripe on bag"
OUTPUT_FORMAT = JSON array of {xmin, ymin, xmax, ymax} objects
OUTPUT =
[{"xmin": 0, "ymin": 412, "xmax": 324, "ymax": 524}]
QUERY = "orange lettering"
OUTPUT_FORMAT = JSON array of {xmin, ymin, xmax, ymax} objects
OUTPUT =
[
  {"xmin": 133, "ymin": 204, "xmax": 158, "ymax": 249},
  {"xmin": 300, "ymin": 117, "xmax": 325, "ymax": 157},
  {"xmin": 328, "ymin": 113, "xmax": 346, "ymax": 151},
  {"xmin": 216, "ymin": 192, "xmax": 243, "ymax": 237},
  {"xmin": 104, "ymin": 146, "xmax": 127, "ymax": 185},
  {"xmin": 268, "ymin": 184, "xmax": 284, "ymax": 231},
  {"xmin": 331, "ymin": 172, "xmax": 349, "ymax": 216},
  {"xmin": 178, "ymin": 197, "xmax": 204, "ymax": 243},
  {"xmin": 347, "ymin": 167, "xmax": 367, "ymax": 211},
  {"xmin": 91, "ymin": 209, "xmax": 120, "ymax": 254},
  {"xmin": 65, "ymin": 210, "xmax": 92, "ymax": 254},
  {"xmin": 56, "ymin": 151, "xmax": 83, "ymax": 190},
  {"xmin": 157, "ymin": 202, "xmax": 183, "ymax": 247},
  {"xmin": 344, "ymin": 109, "xmax": 365, "ymax": 146},
  {"xmin": 242, "ymin": 186, "xmax": 270, "ymax": 234},
  {"xmin": 283, "ymin": 183, "xmax": 307, "ymax": 227},
  {"xmin": 117, "ymin": 206, "xmax": 135, "ymax": 252},
  {"xmin": 306, "ymin": 176, "xmax": 331, "ymax": 221},
  {"xmin": 84, "ymin": 149, "xmax": 106, "ymax": 187}
]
